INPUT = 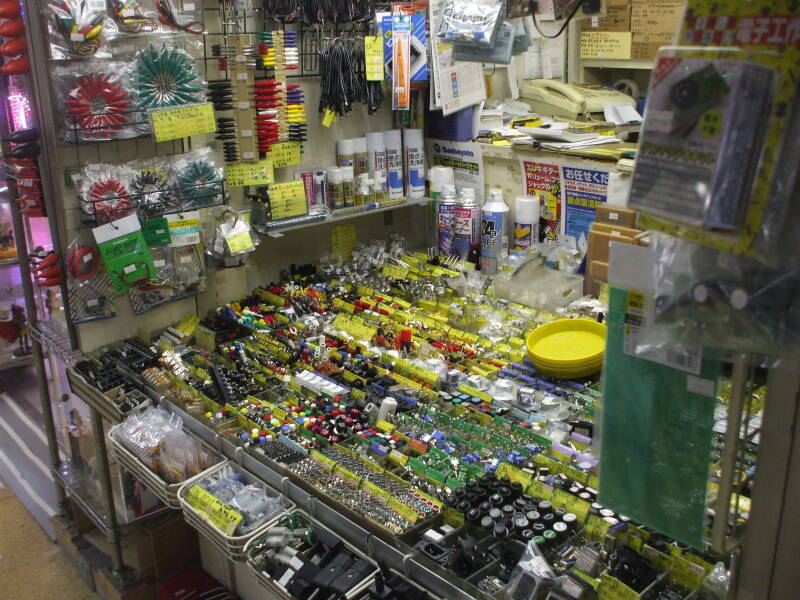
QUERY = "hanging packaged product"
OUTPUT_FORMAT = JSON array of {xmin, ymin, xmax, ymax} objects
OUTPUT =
[
  {"xmin": 134, "ymin": 42, "xmax": 205, "ymax": 111},
  {"xmin": 153, "ymin": 0, "xmax": 205, "ymax": 34},
  {"xmin": 66, "ymin": 235, "xmax": 116, "ymax": 323},
  {"xmin": 629, "ymin": 47, "xmax": 790, "ymax": 262},
  {"xmin": 166, "ymin": 211, "xmax": 201, "ymax": 246},
  {"xmin": 207, "ymin": 209, "xmax": 258, "ymax": 265},
  {"xmin": 436, "ymin": 0, "xmax": 504, "ymax": 47},
  {"xmin": 391, "ymin": 14, "xmax": 411, "ymax": 111},
  {"xmin": 79, "ymin": 163, "xmax": 136, "ymax": 225},
  {"xmin": 44, "ymin": 0, "xmax": 110, "ymax": 60},
  {"xmin": 172, "ymin": 148, "xmax": 224, "ymax": 211},
  {"xmin": 130, "ymin": 157, "xmax": 180, "ymax": 217},
  {"xmin": 104, "ymin": 0, "xmax": 158, "ymax": 37},
  {"xmin": 641, "ymin": 230, "xmax": 800, "ymax": 358},
  {"xmin": 92, "ymin": 214, "xmax": 156, "ymax": 293},
  {"xmin": 452, "ymin": 20, "xmax": 515, "ymax": 64},
  {"xmin": 52, "ymin": 61, "xmax": 144, "ymax": 143}
]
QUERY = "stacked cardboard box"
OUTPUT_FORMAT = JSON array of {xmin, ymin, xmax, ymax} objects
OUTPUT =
[
  {"xmin": 630, "ymin": 0, "xmax": 683, "ymax": 59},
  {"xmin": 582, "ymin": 0, "xmax": 684, "ymax": 60}
]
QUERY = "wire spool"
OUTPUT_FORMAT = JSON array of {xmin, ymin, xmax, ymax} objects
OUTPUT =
[{"xmin": 613, "ymin": 78, "xmax": 640, "ymax": 99}]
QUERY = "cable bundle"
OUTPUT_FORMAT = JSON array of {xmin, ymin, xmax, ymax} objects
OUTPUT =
[{"xmin": 319, "ymin": 40, "xmax": 383, "ymax": 118}]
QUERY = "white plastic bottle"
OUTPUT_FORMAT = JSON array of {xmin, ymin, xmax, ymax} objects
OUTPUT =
[{"xmin": 512, "ymin": 195, "xmax": 539, "ymax": 257}]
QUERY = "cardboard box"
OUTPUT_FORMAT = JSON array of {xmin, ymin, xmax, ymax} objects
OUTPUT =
[
  {"xmin": 597, "ymin": 205, "xmax": 638, "ymax": 228},
  {"xmin": 581, "ymin": 31, "xmax": 632, "ymax": 59},
  {"xmin": 631, "ymin": 2, "xmax": 683, "ymax": 34},
  {"xmin": 631, "ymin": 31, "xmax": 674, "ymax": 59},
  {"xmin": 588, "ymin": 5, "xmax": 631, "ymax": 31}
]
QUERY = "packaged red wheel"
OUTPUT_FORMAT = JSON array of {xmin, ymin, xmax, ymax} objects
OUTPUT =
[
  {"xmin": 54, "ymin": 62, "xmax": 140, "ymax": 142},
  {"xmin": 79, "ymin": 164, "xmax": 135, "ymax": 224}
]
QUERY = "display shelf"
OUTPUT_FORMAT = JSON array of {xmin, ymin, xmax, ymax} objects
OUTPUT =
[
  {"xmin": 53, "ymin": 467, "xmax": 113, "ymax": 534},
  {"xmin": 257, "ymin": 198, "xmax": 430, "ymax": 237},
  {"xmin": 0, "ymin": 258, "xmax": 19, "ymax": 268},
  {"xmin": 157, "ymin": 395, "xmax": 483, "ymax": 600},
  {"xmin": 581, "ymin": 58, "xmax": 655, "ymax": 70}
]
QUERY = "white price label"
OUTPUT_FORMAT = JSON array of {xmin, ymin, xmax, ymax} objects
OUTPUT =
[
  {"xmin": 238, "ymin": 101, "xmax": 250, "ymax": 110},
  {"xmin": 70, "ymin": 33, "xmax": 85, "ymax": 42},
  {"xmin": 243, "ymin": 151, "xmax": 255, "ymax": 160},
  {"xmin": 237, "ymin": 72, "xmax": 248, "ymax": 81},
  {"xmin": 241, "ymin": 129, "xmax": 252, "ymax": 138},
  {"xmin": 154, "ymin": 260, "xmax": 166, "ymax": 268},
  {"xmin": 123, "ymin": 264, "xmax": 136, "ymax": 275}
]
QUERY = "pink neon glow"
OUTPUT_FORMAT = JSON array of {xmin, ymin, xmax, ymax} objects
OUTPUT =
[{"xmin": 7, "ymin": 92, "xmax": 31, "ymax": 131}]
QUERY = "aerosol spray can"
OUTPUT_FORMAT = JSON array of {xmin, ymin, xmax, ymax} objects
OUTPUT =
[
  {"xmin": 384, "ymin": 129, "xmax": 404, "ymax": 200},
  {"xmin": 454, "ymin": 187, "xmax": 481, "ymax": 261},
  {"xmin": 480, "ymin": 188, "xmax": 510, "ymax": 274},
  {"xmin": 437, "ymin": 184, "xmax": 457, "ymax": 255},
  {"xmin": 402, "ymin": 128, "xmax": 425, "ymax": 199},
  {"xmin": 512, "ymin": 195, "xmax": 539, "ymax": 257}
]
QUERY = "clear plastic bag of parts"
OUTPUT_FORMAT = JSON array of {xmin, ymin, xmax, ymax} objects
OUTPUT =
[
  {"xmin": 159, "ymin": 429, "xmax": 214, "ymax": 484},
  {"xmin": 109, "ymin": 37, "xmax": 206, "ymax": 113},
  {"xmin": 196, "ymin": 464, "xmax": 285, "ymax": 535},
  {"xmin": 66, "ymin": 234, "xmax": 116, "ymax": 324},
  {"xmin": 52, "ymin": 61, "xmax": 146, "ymax": 143},
  {"xmin": 505, "ymin": 540, "xmax": 560, "ymax": 600},
  {"xmin": 103, "ymin": 0, "xmax": 159, "ymax": 39},
  {"xmin": 117, "ymin": 406, "xmax": 215, "ymax": 483},
  {"xmin": 78, "ymin": 162, "xmax": 137, "ymax": 225},
  {"xmin": 44, "ymin": 0, "xmax": 112, "ymax": 60},
  {"xmin": 636, "ymin": 231, "xmax": 800, "ymax": 359},
  {"xmin": 628, "ymin": 46, "xmax": 800, "ymax": 266},
  {"xmin": 492, "ymin": 253, "xmax": 583, "ymax": 311},
  {"xmin": 127, "ymin": 243, "xmax": 206, "ymax": 315},
  {"xmin": 205, "ymin": 208, "xmax": 259, "ymax": 268},
  {"xmin": 435, "ymin": 0, "xmax": 505, "ymax": 47},
  {"xmin": 171, "ymin": 147, "xmax": 224, "ymax": 211},
  {"xmin": 149, "ymin": 0, "xmax": 205, "ymax": 35}
]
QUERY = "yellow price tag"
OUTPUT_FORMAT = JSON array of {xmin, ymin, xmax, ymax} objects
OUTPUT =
[
  {"xmin": 332, "ymin": 223, "xmax": 357, "ymax": 261},
  {"xmin": 364, "ymin": 36, "xmax": 384, "ymax": 81},
  {"xmin": 150, "ymin": 103, "xmax": 216, "ymax": 142},
  {"xmin": 269, "ymin": 141, "xmax": 301, "ymax": 168},
  {"xmin": 598, "ymin": 574, "xmax": 643, "ymax": 600},
  {"xmin": 185, "ymin": 485, "xmax": 243, "ymax": 536},
  {"xmin": 226, "ymin": 159, "xmax": 275, "ymax": 187},
  {"xmin": 226, "ymin": 231, "xmax": 255, "ymax": 254},
  {"xmin": 268, "ymin": 180, "xmax": 308, "ymax": 219},
  {"xmin": 322, "ymin": 108, "xmax": 337, "ymax": 128},
  {"xmin": 382, "ymin": 264, "xmax": 409, "ymax": 280}
]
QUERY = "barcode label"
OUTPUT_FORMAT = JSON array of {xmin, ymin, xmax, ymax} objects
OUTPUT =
[{"xmin": 666, "ymin": 347, "xmax": 702, "ymax": 375}]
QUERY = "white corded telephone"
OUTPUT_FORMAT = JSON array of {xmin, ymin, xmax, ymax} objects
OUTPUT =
[{"xmin": 520, "ymin": 79, "xmax": 636, "ymax": 120}]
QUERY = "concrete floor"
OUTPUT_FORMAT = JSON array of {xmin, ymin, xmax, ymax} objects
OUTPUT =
[{"xmin": 0, "ymin": 477, "xmax": 99, "ymax": 600}]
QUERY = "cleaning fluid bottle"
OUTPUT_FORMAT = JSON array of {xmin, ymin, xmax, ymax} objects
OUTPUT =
[
  {"xmin": 480, "ymin": 188, "xmax": 510, "ymax": 274},
  {"xmin": 454, "ymin": 187, "xmax": 481, "ymax": 262}
]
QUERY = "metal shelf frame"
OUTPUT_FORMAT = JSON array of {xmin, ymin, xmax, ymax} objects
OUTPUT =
[{"xmin": 75, "ymin": 374, "xmax": 485, "ymax": 600}]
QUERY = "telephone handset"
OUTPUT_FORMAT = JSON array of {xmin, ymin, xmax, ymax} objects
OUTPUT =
[{"xmin": 520, "ymin": 79, "xmax": 636, "ymax": 120}]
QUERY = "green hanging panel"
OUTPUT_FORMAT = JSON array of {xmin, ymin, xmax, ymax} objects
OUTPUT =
[{"xmin": 599, "ymin": 286, "xmax": 720, "ymax": 549}]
